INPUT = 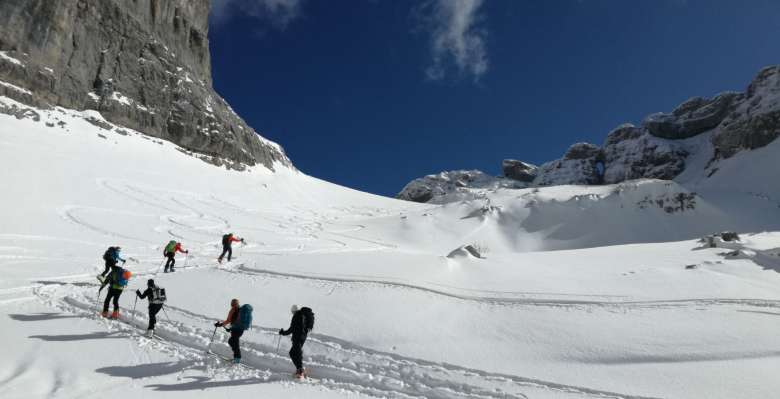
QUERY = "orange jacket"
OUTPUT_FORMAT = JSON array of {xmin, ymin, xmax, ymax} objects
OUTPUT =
[{"xmin": 222, "ymin": 306, "xmax": 238, "ymax": 326}]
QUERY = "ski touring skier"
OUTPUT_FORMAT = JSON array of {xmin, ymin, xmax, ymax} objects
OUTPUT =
[
  {"xmin": 217, "ymin": 233, "xmax": 243, "ymax": 264},
  {"xmin": 213, "ymin": 298, "xmax": 253, "ymax": 364},
  {"xmin": 98, "ymin": 246, "xmax": 126, "ymax": 283},
  {"xmin": 279, "ymin": 304, "xmax": 315, "ymax": 379},
  {"xmin": 162, "ymin": 240, "xmax": 188, "ymax": 273},
  {"xmin": 136, "ymin": 279, "xmax": 166, "ymax": 337},
  {"xmin": 101, "ymin": 265, "xmax": 132, "ymax": 319}
]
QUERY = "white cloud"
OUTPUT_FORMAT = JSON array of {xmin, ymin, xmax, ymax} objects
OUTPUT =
[
  {"xmin": 417, "ymin": 0, "xmax": 489, "ymax": 82},
  {"xmin": 211, "ymin": 0, "xmax": 303, "ymax": 29}
]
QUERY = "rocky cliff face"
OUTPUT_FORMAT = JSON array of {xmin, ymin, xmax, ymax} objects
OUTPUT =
[
  {"xmin": 0, "ymin": 0, "xmax": 290, "ymax": 170},
  {"xmin": 398, "ymin": 66, "xmax": 780, "ymax": 203}
]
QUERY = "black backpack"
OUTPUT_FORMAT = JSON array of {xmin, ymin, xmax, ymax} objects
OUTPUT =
[
  {"xmin": 103, "ymin": 247, "xmax": 115, "ymax": 262},
  {"xmin": 222, "ymin": 234, "xmax": 230, "ymax": 246},
  {"xmin": 300, "ymin": 307, "xmax": 315, "ymax": 332}
]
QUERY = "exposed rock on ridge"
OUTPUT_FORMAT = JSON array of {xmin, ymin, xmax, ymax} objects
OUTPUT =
[
  {"xmin": 0, "ymin": 0, "xmax": 290, "ymax": 170},
  {"xmin": 398, "ymin": 66, "xmax": 780, "ymax": 202}
]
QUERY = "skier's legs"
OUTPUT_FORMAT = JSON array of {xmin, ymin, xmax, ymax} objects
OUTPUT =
[
  {"xmin": 102, "ymin": 290, "xmax": 112, "ymax": 312},
  {"xmin": 112, "ymin": 289, "xmax": 122, "ymax": 311},
  {"xmin": 148, "ymin": 304, "xmax": 162, "ymax": 330},
  {"xmin": 226, "ymin": 247, "xmax": 233, "ymax": 262},
  {"xmin": 289, "ymin": 341, "xmax": 303, "ymax": 370},
  {"xmin": 218, "ymin": 246, "xmax": 229, "ymax": 261},
  {"xmin": 164, "ymin": 253, "xmax": 175, "ymax": 271},
  {"xmin": 228, "ymin": 330, "xmax": 244, "ymax": 359}
]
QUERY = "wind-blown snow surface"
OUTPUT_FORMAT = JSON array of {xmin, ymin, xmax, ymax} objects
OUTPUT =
[{"xmin": 2, "ymin": 97, "xmax": 780, "ymax": 399}]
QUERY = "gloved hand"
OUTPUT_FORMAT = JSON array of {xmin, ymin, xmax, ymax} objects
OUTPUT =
[
  {"xmin": 241, "ymin": 238, "xmax": 245, "ymax": 243},
  {"xmin": 214, "ymin": 322, "xmax": 222, "ymax": 327},
  {"xmin": 136, "ymin": 289, "xmax": 141, "ymax": 296},
  {"xmin": 278, "ymin": 328, "xmax": 284, "ymax": 335},
  {"xmin": 186, "ymin": 250, "xmax": 189, "ymax": 253},
  {"xmin": 122, "ymin": 260, "xmax": 127, "ymax": 265}
]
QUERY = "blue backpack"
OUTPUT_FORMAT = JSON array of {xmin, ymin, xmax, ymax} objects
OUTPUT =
[{"xmin": 234, "ymin": 304, "xmax": 253, "ymax": 331}]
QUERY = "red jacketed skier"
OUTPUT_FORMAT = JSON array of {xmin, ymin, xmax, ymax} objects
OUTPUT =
[
  {"xmin": 218, "ymin": 233, "xmax": 243, "ymax": 263},
  {"xmin": 163, "ymin": 240, "xmax": 188, "ymax": 273}
]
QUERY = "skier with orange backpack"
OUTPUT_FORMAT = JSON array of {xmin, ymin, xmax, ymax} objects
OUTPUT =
[{"xmin": 101, "ymin": 266, "xmax": 132, "ymax": 319}]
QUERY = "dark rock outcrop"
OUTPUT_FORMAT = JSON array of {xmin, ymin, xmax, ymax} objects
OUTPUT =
[
  {"xmin": 601, "ymin": 124, "xmax": 688, "ymax": 184},
  {"xmin": 712, "ymin": 66, "xmax": 780, "ymax": 159},
  {"xmin": 501, "ymin": 159, "xmax": 538, "ymax": 182},
  {"xmin": 643, "ymin": 92, "xmax": 741, "ymax": 140},
  {"xmin": 0, "ymin": 0, "xmax": 290, "ymax": 170},
  {"xmin": 533, "ymin": 143, "xmax": 605, "ymax": 186}
]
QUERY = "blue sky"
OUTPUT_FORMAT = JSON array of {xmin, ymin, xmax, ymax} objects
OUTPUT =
[{"xmin": 208, "ymin": 0, "xmax": 780, "ymax": 197}]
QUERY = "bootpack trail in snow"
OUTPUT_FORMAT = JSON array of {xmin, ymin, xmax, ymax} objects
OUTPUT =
[{"xmin": 32, "ymin": 279, "xmax": 665, "ymax": 399}]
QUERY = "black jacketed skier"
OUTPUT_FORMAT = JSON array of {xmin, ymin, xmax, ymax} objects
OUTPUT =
[
  {"xmin": 101, "ymin": 266, "xmax": 132, "ymax": 319},
  {"xmin": 162, "ymin": 240, "xmax": 188, "ymax": 272},
  {"xmin": 99, "ymin": 246, "xmax": 126, "ymax": 282},
  {"xmin": 214, "ymin": 298, "xmax": 244, "ymax": 363},
  {"xmin": 279, "ymin": 304, "xmax": 315, "ymax": 378},
  {"xmin": 217, "ymin": 233, "xmax": 243, "ymax": 264},
  {"xmin": 136, "ymin": 279, "xmax": 166, "ymax": 337}
]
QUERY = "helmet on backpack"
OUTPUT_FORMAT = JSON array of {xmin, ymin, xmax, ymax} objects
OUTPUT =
[
  {"xmin": 147, "ymin": 279, "xmax": 155, "ymax": 287},
  {"xmin": 290, "ymin": 304, "xmax": 299, "ymax": 314}
]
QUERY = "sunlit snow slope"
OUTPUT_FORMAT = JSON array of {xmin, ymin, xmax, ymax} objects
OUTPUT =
[{"xmin": 2, "ymin": 96, "xmax": 780, "ymax": 399}]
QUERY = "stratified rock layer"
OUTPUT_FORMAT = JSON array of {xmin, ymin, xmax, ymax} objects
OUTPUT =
[{"xmin": 0, "ymin": 0, "xmax": 290, "ymax": 170}]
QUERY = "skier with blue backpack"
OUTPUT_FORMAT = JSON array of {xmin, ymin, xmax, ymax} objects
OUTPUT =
[
  {"xmin": 100, "ymin": 266, "xmax": 132, "ymax": 319},
  {"xmin": 214, "ymin": 298, "xmax": 253, "ymax": 364},
  {"xmin": 98, "ymin": 246, "xmax": 126, "ymax": 283}
]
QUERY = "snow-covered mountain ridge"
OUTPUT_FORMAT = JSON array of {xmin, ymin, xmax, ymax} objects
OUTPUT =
[
  {"xmin": 399, "ymin": 65, "xmax": 780, "ymax": 203},
  {"xmin": 0, "ymin": 0, "xmax": 290, "ymax": 170}
]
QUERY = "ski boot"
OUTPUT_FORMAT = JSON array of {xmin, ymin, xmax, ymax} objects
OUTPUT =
[
  {"xmin": 146, "ymin": 329, "xmax": 154, "ymax": 338},
  {"xmin": 294, "ymin": 368, "xmax": 305, "ymax": 379},
  {"xmin": 232, "ymin": 357, "xmax": 241, "ymax": 365},
  {"xmin": 110, "ymin": 311, "xmax": 119, "ymax": 319},
  {"xmin": 100, "ymin": 311, "xmax": 109, "ymax": 318}
]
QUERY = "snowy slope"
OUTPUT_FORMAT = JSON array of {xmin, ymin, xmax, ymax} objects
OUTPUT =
[{"xmin": 2, "ymin": 96, "xmax": 780, "ymax": 399}]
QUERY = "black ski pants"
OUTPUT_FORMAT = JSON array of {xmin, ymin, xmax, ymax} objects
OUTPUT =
[
  {"xmin": 148, "ymin": 303, "xmax": 163, "ymax": 330},
  {"xmin": 164, "ymin": 252, "xmax": 176, "ymax": 271},
  {"xmin": 228, "ymin": 329, "xmax": 244, "ymax": 359},
  {"xmin": 218, "ymin": 245, "xmax": 232, "ymax": 262},
  {"xmin": 289, "ymin": 339, "xmax": 305, "ymax": 370},
  {"xmin": 103, "ymin": 287, "xmax": 122, "ymax": 312}
]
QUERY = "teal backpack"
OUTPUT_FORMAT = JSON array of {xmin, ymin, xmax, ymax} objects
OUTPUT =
[{"xmin": 234, "ymin": 304, "xmax": 253, "ymax": 331}]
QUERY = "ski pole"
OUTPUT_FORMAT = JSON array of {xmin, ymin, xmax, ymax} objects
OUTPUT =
[
  {"xmin": 132, "ymin": 295, "xmax": 138, "ymax": 327},
  {"xmin": 206, "ymin": 326, "xmax": 218, "ymax": 354},
  {"xmin": 162, "ymin": 305, "xmax": 171, "ymax": 324},
  {"xmin": 184, "ymin": 252, "xmax": 189, "ymax": 267},
  {"xmin": 275, "ymin": 334, "xmax": 282, "ymax": 355}
]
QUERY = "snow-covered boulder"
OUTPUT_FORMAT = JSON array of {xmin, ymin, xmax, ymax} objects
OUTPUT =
[
  {"xmin": 397, "ymin": 170, "xmax": 528, "ymax": 203},
  {"xmin": 533, "ymin": 143, "xmax": 605, "ymax": 186},
  {"xmin": 501, "ymin": 159, "xmax": 538, "ymax": 182}
]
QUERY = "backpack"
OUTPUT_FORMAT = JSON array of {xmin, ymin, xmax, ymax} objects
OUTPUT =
[
  {"xmin": 103, "ymin": 247, "xmax": 115, "ymax": 262},
  {"xmin": 164, "ymin": 240, "xmax": 177, "ymax": 254},
  {"xmin": 113, "ymin": 267, "xmax": 130, "ymax": 288},
  {"xmin": 150, "ymin": 287, "xmax": 167, "ymax": 304},
  {"xmin": 300, "ymin": 307, "xmax": 315, "ymax": 332},
  {"xmin": 234, "ymin": 304, "xmax": 253, "ymax": 331},
  {"xmin": 222, "ymin": 234, "xmax": 231, "ymax": 246}
]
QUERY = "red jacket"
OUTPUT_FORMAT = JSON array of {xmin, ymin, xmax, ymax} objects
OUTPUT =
[{"xmin": 173, "ymin": 242, "xmax": 186, "ymax": 253}]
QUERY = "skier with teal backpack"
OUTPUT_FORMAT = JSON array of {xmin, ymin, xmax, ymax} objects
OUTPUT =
[
  {"xmin": 214, "ymin": 298, "xmax": 253, "ymax": 364},
  {"xmin": 162, "ymin": 240, "xmax": 188, "ymax": 273},
  {"xmin": 101, "ymin": 267, "xmax": 132, "ymax": 319}
]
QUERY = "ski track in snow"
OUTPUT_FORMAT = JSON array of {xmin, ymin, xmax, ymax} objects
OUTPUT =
[{"xmin": 33, "ymin": 282, "xmax": 663, "ymax": 399}]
